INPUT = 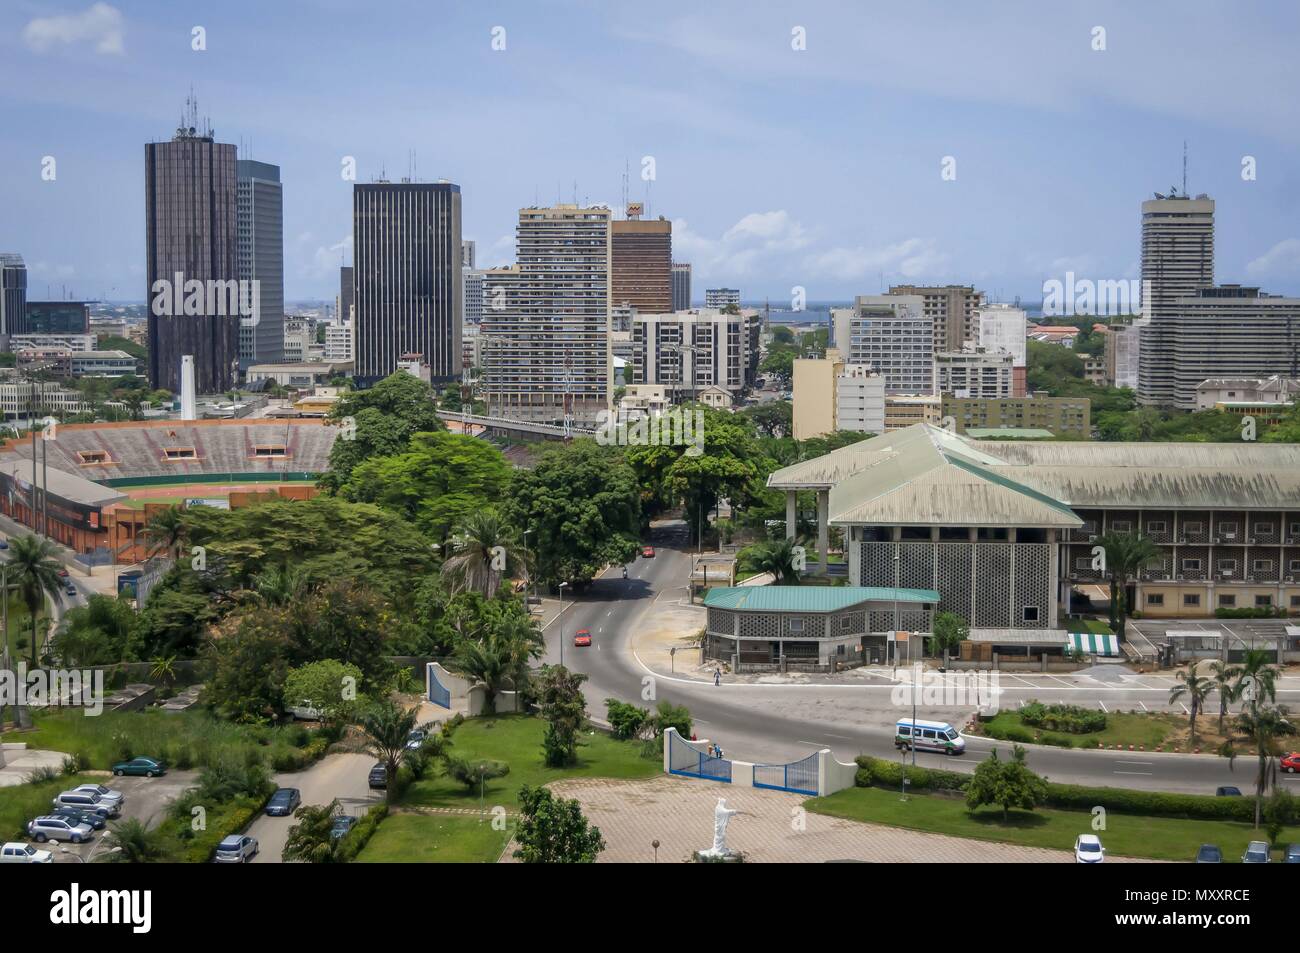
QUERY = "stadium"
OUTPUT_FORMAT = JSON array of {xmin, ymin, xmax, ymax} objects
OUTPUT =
[{"xmin": 0, "ymin": 418, "xmax": 340, "ymax": 567}]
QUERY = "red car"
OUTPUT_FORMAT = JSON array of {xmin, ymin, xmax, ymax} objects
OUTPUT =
[
  {"xmin": 641, "ymin": 546, "xmax": 655, "ymax": 558},
  {"xmin": 573, "ymin": 628, "xmax": 592, "ymax": 647},
  {"xmin": 1282, "ymin": 752, "xmax": 1300, "ymax": 774}
]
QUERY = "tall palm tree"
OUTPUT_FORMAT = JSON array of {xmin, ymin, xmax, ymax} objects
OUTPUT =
[
  {"xmin": 1095, "ymin": 532, "xmax": 1162, "ymax": 641},
  {"xmin": 1233, "ymin": 649, "xmax": 1279, "ymax": 716},
  {"xmin": 6, "ymin": 534, "xmax": 65, "ymax": 667},
  {"xmin": 744, "ymin": 537, "xmax": 803, "ymax": 585},
  {"xmin": 1223, "ymin": 704, "xmax": 1293, "ymax": 828},
  {"xmin": 142, "ymin": 505, "xmax": 187, "ymax": 560},
  {"xmin": 358, "ymin": 702, "xmax": 421, "ymax": 803},
  {"xmin": 452, "ymin": 619, "xmax": 543, "ymax": 711},
  {"xmin": 1207, "ymin": 659, "xmax": 1241, "ymax": 735},
  {"xmin": 440, "ymin": 510, "xmax": 519, "ymax": 599},
  {"xmin": 1169, "ymin": 660, "xmax": 1213, "ymax": 744}
]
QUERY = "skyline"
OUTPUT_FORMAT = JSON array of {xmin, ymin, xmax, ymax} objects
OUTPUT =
[{"xmin": 1, "ymin": 1, "xmax": 1299, "ymax": 304}]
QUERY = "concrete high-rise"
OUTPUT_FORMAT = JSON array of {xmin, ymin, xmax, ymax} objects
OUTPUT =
[
  {"xmin": 236, "ymin": 159, "xmax": 284, "ymax": 367},
  {"xmin": 611, "ymin": 210, "xmax": 672, "ymax": 313},
  {"xmin": 1137, "ymin": 193, "xmax": 1215, "ymax": 405},
  {"xmin": 631, "ymin": 309, "xmax": 749, "ymax": 400},
  {"xmin": 0, "ymin": 254, "xmax": 27, "ymax": 337},
  {"xmin": 705, "ymin": 288, "xmax": 740, "ymax": 309},
  {"xmin": 353, "ymin": 180, "xmax": 462, "ymax": 386},
  {"xmin": 888, "ymin": 284, "xmax": 984, "ymax": 353},
  {"xmin": 481, "ymin": 205, "xmax": 612, "ymax": 425},
  {"xmin": 832, "ymin": 295, "xmax": 933, "ymax": 394},
  {"xmin": 672, "ymin": 262, "xmax": 692, "ymax": 311},
  {"xmin": 145, "ymin": 118, "xmax": 239, "ymax": 393}
]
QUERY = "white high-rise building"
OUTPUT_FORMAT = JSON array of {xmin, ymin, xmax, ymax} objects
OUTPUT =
[
  {"xmin": 831, "ymin": 295, "xmax": 933, "ymax": 394},
  {"xmin": 934, "ymin": 346, "xmax": 1014, "ymax": 399},
  {"xmin": 976, "ymin": 303, "xmax": 1027, "ymax": 396},
  {"xmin": 324, "ymin": 321, "xmax": 353, "ymax": 362},
  {"xmin": 481, "ymin": 206, "xmax": 612, "ymax": 425},
  {"xmin": 835, "ymin": 364, "xmax": 885, "ymax": 434},
  {"xmin": 631, "ymin": 308, "xmax": 748, "ymax": 400},
  {"xmin": 704, "ymin": 288, "xmax": 740, "ymax": 309}
]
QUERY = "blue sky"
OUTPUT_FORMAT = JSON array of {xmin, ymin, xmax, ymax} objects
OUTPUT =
[{"xmin": 1, "ymin": 0, "xmax": 1298, "ymax": 305}]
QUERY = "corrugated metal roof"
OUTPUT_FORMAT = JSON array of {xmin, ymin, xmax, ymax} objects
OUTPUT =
[{"xmin": 704, "ymin": 585, "xmax": 939, "ymax": 612}]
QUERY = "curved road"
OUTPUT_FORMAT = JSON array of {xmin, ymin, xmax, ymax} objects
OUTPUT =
[{"xmin": 543, "ymin": 521, "xmax": 1293, "ymax": 796}]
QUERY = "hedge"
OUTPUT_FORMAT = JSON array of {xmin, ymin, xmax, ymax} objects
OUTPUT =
[
  {"xmin": 336, "ymin": 804, "xmax": 388, "ymax": 862},
  {"xmin": 177, "ymin": 791, "xmax": 273, "ymax": 863},
  {"xmin": 854, "ymin": 756, "xmax": 1257, "ymax": 821}
]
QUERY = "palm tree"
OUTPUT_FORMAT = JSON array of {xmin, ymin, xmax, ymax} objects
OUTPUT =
[
  {"xmin": 282, "ymin": 800, "xmax": 342, "ymax": 863},
  {"xmin": 358, "ymin": 702, "xmax": 420, "ymax": 803},
  {"xmin": 1095, "ymin": 532, "xmax": 1162, "ymax": 641},
  {"xmin": 744, "ymin": 537, "xmax": 803, "ymax": 585},
  {"xmin": 1223, "ymin": 704, "xmax": 1294, "ymax": 828},
  {"xmin": 101, "ymin": 817, "xmax": 166, "ymax": 863},
  {"xmin": 253, "ymin": 563, "xmax": 312, "ymax": 607},
  {"xmin": 1233, "ymin": 649, "xmax": 1279, "ymax": 716},
  {"xmin": 1207, "ymin": 659, "xmax": 1240, "ymax": 735},
  {"xmin": 1169, "ymin": 660, "xmax": 1213, "ymax": 744},
  {"xmin": 452, "ymin": 619, "xmax": 543, "ymax": 711},
  {"xmin": 149, "ymin": 655, "xmax": 178, "ymax": 691},
  {"xmin": 440, "ymin": 511, "xmax": 519, "ymax": 599},
  {"xmin": 6, "ymin": 534, "xmax": 65, "ymax": 667},
  {"xmin": 142, "ymin": 505, "xmax": 187, "ymax": 559}
]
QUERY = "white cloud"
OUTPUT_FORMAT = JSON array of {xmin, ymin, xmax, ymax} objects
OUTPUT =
[
  {"xmin": 306, "ymin": 234, "xmax": 352, "ymax": 280},
  {"xmin": 802, "ymin": 238, "xmax": 950, "ymax": 282},
  {"xmin": 23, "ymin": 3, "xmax": 125, "ymax": 56},
  {"xmin": 674, "ymin": 210, "xmax": 811, "ymax": 279},
  {"xmin": 1246, "ymin": 238, "xmax": 1300, "ymax": 278}
]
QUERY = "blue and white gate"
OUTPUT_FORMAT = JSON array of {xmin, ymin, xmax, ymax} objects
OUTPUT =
[
  {"xmin": 752, "ymin": 751, "xmax": 820, "ymax": 796},
  {"xmin": 426, "ymin": 663, "xmax": 451, "ymax": 709},
  {"xmin": 668, "ymin": 730, "xmax": 732, "ymax": 783}
]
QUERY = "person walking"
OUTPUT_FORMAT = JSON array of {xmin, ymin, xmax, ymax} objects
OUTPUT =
[{"xmin": 713, "ymin": 667, "xmax": 721, "ymax": 687}]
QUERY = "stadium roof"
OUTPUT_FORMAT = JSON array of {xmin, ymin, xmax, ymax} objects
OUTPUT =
[
  {"xmin": 0, "ymin": 459, "xmax": 126, "ymax": 507},
  {"xmin": 704, "ymin": 585, "xmax": 939, "ymax": 612}
]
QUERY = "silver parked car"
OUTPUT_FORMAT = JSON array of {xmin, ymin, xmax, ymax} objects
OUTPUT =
[
  {"xmin": 51, "ymin": 791, "xmax": 119, "ymax": 818},
  {"xmin": 73, "ymin": 783, "xmax": 124, "ymax": 808},
  {"xmin": 27, "ymin": 815, "xmax": 94, "ymax": 844},
  {"xmin": 213, "ymin": 834, "xmax": 259, "ymax": 863}
]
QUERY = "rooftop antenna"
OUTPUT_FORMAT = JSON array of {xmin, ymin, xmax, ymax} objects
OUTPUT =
[{"xmin": 1182, "ymin": 139, "xmax": 1188, "ymax": 196}]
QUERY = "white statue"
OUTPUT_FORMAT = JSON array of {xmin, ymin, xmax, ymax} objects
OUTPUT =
[{"xmin": 699, "ymin": 796, "xmax": 739, "ymax": 858}]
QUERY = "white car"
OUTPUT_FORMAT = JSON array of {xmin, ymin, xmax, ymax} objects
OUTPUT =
[
  {"xmin": 0, "ymin": 841, "xmax": 53, "ymax": 863},
  {"xmin": 51, "ymin": 791, "xmax": 119, "ymax": 818},
  {"xmin": 1074, "ymin": 834, "xmax": 1105, "ymax": 864},
  {"xmin": 213, "ymin": 834, "xmax": 259, "ymax": 863},
  {"xmin": 27, "ymin": 816, "xmax": 94, "ymax": 844},
  {"xmin": 287, "ymin": 699, "xmax": 324, "ymax": 721}
]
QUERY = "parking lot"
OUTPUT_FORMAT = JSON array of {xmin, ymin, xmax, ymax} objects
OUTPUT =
[{"xmin": 47, "ymin": 771, "xmax": 197, "ymax": 863}]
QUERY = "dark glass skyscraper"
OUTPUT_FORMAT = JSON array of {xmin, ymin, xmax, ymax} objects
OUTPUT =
[
  {"xmin": 0, "ymin": 253, "xmax": 28, "ymax": 337},
  {"xmin": 145, "ymin": 120, "xmax": 239, "ymax": 393},
  {"xmin": 236, "ymin": 159, "xmax": 285, "ymax": 367},
  {"xmin": 353, "ymin": 181, "xmax": 462, "ymax": 385}
]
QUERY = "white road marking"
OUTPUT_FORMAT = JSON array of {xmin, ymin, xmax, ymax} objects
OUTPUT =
[
  {"xmin": 1138, "ymin": 700, "xmax": 1148, "ymax": 711},
  {"xmin": 1098, "ymin": 700, "xmax": 1108, "ymax": 713},
  {"xmin": 1114, "ymin": 770, "xmax": 1153, "ymax": 776},
  {"xmin": 1180, "ymin": 703, "xmax": 1189, "ymax": 714}
]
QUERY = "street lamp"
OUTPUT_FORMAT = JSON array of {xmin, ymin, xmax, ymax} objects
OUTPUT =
[{"xmin": 557, "ymin": 581, "xmax": 569, "ymax": 669}]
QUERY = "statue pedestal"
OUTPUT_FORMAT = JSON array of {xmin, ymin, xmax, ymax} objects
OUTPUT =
[{"xmin": 693, "ymin": 849, "xmax": 744, "ymax": 863}]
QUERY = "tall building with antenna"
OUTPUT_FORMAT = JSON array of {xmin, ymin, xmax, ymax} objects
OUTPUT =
[
  {"xmin": 144, "ymin": 98, "xmax": 239, "ymax": 392},
  {"xmin": 481, "ymin": 204, "xmax": 612, "ymax": 425}
]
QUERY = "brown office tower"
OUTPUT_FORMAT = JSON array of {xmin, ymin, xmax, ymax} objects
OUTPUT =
[
  {"xmin": 145, "ymin": 105, "xmax": 239, "ymax": 393},
  {"xmin": 612, "ymin": 205, "xmax": 672, "ymax": 313}
]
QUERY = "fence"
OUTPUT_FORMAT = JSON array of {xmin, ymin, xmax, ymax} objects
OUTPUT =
[
  {"xmin": 661, "ymin": 728, "xmax": 857, "ymax": 797},
  {"xmin": 753, "ymin": 751, "xmax": 820, "ymax": 796},
  {"xmin": 667, "ymin": 730, "xmax": 732, "ymax": 783}
]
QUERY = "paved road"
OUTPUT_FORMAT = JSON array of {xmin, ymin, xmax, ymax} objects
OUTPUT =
[
  {"xmin": 543, "ymin": 520, "xmax": 1296, "ymax": 796},
  {"xmin": 246, "ymin": 752, "xmax": 379, "ymax": 863}
]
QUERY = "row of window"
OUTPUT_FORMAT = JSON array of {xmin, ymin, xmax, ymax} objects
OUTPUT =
[
  {"xmin": 1075, "ymin": 556, "xmax": 1300, "ymax": 574},
  {"xmin": 1082, "ymin": 519, "xmax": 1300, "ymax": 537},
  {"xmin": 1146, "ymin": 592, "xmax": 1300, "ymax": 610}
]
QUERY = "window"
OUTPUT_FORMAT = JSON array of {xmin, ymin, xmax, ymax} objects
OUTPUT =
[
  {"xmin": 1182, "ymin": 559, "xmax": 1202, "ymax": 573},
  {"xmin": 1184, "ymin": 521, "xmax": 1204, "ymax": 534},
  {"xmin": 1217, "ymin": 559, "xmax": 1237, "ymax": 574},
  {"xmin": 787, "ymin": 617, "xmax": 805, "ymax": 633},
  {"xmin": 1290, "ymin": 559, "xmax": 1300, "ymax": 573},
  {"xmin": 1111, "ymin": 520, "xmax": 1132, "ymax": 532},
  {"xmin": 1291, "ymin": 522, "xmax": 1300, "ymax": 537},
  {"xmin": 162, "ymin": 447, "xmax": 196, "ymax": 461},
  {"xmin": 252, "ymin": 445, "xmax": 287, "ymax": 458},
  {"xmin": 1074, "ymin": 557, "xmax": 1094, "ymax": 570},
  {"xmin": 1147, "ymin": 520, "xmax": 1166, "ymax": 534},
  {"xmin": 1255, "ymin": 595, "xmax": 1273, "ymax": 608},
  {"xmin": 1253, "ymin": 559, "xmax": 1274, "ymax": 573},
  {"xmin": 1022, "ymin": 606, "xmax": 1040, "ymax": 622},
  {"xmin": 1219, "ymin": 521, "xmax": 1238, "ymax": 537},
  {"xmin": 1254, "ymin": 522, "xmax": 1274, "ymax": 536},
  {"xmin": 76, "ymin": 450, "xmax": 110, "ymax": 465},
  {"xmin": 1146, "ymin": 593, "xmax": 1165, "ymax": 607},
  {"xmin": 1183, "ymin": 594, "xmax": 1201, "ymax": 607},
  {"xmin": 1219, "ymin": 594, "xmax": 1237, "ymax": 608},
  {"xmin": 1291, "ymin": 595, "xmax": 1300, "ymax": 609}
]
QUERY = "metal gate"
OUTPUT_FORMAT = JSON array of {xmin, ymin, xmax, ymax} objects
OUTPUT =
[
  {"xmin": 753, "ymin": 751, "xmax": 819, "ymax": 796},
  {"xmin": 426, "ymin": 664, "xmax": 451, "ymax": 709},
  {"xmin": 668, "ymin": 731, "xmax": 731, "ymax": 783}
]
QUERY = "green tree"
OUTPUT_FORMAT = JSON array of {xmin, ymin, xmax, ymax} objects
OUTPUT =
[
  {"xmin": 964, "ymin": 745, "xmax": 1048, "ymax": 821},
  {"xmin": 202, "ymin": 613, "xmax": 291, "ymax": 723},
  {"xmin": 282, "ymin": 800, "xmax": 343, "ymax": 863},
  {"xmin": 1222, "ymin": 704, "xmax": 1294, "ymax": 829},
  {"xmin": 52, "ymin": 594, "xmax": 140, "ymax": 666},
  {"xmin": 101, "ymin": 817, "xmax": 167, "ymax": 863},
  {"xmin": 740, "ymin": 400, "xmax": 793, "ymax": 438},
  {"xmin": 142, "ymin": 505, "xmax": 188, "ymax": 559},
  {"xmin": 359, "ymin": 701, "xmax": 421, "ymax": 803},
  {"xmin": 512, "ymin": 784, "xmax": 605, "ymax": 863},
  {"xmin": 739, "ymin": 537, "xmax": 803, "ymax": 584},
  {"xmin": 441, "ymin": 510, "xmax": 520, "ymax": 599},
  {"xmin": 321, "ymin": 372, "xmax": 444, "ymax": 491},
  {"xmin": 605, "ymin": 699, "xmax": 649, "ymax": 740},
  {"xmin": 1207, "ymin": 659, "xmax": 1241, "ymax": 735},
  {"xmin": 443, "ymin": 756, "xmax": 510, "ymax": 793},
  {"xmin": 1169, "ymin": 660, "xmax": 1213, "ymax": 744},
  {"xmin": 6, "ymin": 534, "xmax": 65, "ymax": 667},
  {"xmin": 451, "ymin": 618, "xmax": 542, "ymax": 711},
  {"xmin": 535, "ymin": 665, "xmax": 588, "ymax": 767},
  {"xmin": 283, "ymin": 659, "xmax": 366, "ymax": 726},
  {"xmin": 759, "ymin": 347, "xmax": 795, "ymax": 388},
  {"xmin": 1095, "ymin": 532, "xmax": 1162, "ymax": 640},
  {"xmin": 931, "ymin": 611, "xmax": 969, "ymax": 667}
]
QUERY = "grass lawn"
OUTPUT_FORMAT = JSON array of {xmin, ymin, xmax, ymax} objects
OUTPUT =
[
  {"xmin": 356, "ymin": 813, "xmax": 510, "ymax": 863},
  {"xmin": 1065, "ymin": 617, "xmax": 1114, "ymax": 634},
  {"xmin": 806, "ymin": 785, "xmax": 1300, "ymax": 862},
  {"xmin": 354, "ymin": 714, "xmax": 660, "ymax": 863},
  {"xmin": 0, "ymin": 773, "xmax": 100, "ymax": 840},
  {"xmin": 2, "ymin": 591, "xmax": 43, "ymax": 663},
  {"xmin": 975, "ymin": 709, "xmax": 1177, "ymax": 750}
]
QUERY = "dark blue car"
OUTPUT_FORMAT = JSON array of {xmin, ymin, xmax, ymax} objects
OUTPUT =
[
  {"xmin": 330, "ymin": 816, "xmax": 358, "ymax": 840},
  {"xmin": 264, "ymin": 788, "xmax": 301, "ymax": 817}
]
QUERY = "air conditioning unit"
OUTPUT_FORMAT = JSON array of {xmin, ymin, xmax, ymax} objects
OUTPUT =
[
  {"xmin": 1223, "ymin": 532, "xmax": 1237, "ymax": 540},
  {"xmin": 1247, "ymin": 538, "xmax": 1257, "ymax": 544},
  {"xmin": 1286, "ymin": 576, "xmax": 1296, "ymax": 583},
  {"xmin": 1211, "ymin": 537, "xmax": 1221, "ymax": 544}
]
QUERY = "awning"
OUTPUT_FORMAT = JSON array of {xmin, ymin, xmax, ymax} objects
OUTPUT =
[{"xmin": 1068, "ymin": 632, "xmax": 1119, "ymax": 657}]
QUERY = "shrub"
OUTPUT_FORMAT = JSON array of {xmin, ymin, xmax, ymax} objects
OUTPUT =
[
  {"xmin": 444, "ymin": 756, "xmax": 510, "ymax": 792},
  {"xmin": 335, "ymin": 805, "xmax": 387, "ymax": 863},
  {"xmin": 1019, "ymin": 700, "xmax": 1106, "ymax": 734},
  {"xmin": 854, "ymin": 756, "xmax": 967, "ymax": 793},
  {"xmin": 25, "ymin": 766, "xmax": 59, "ymax": 785},
  {"xmin": 605, "ymin": 699, "xmax": 649, "ymax": 740}
]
